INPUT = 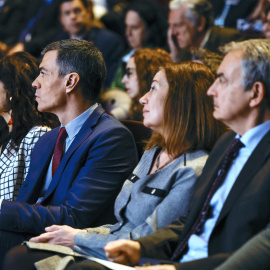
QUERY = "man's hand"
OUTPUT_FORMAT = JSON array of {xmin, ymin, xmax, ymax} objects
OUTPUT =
[
  {"xmin": 135, "ymin": 265, "xmax": 176, "ymax": 270},
  {"xmin": 167, "ymin": 26, "xmax": 180, "ymax": 62},
  {"xmin": 104, "ymin": 239, "xmax": 141, "ymax": 266},
  {"xmin": 29, "ymin": 225, "xmax": 87, "ymax": 247}
]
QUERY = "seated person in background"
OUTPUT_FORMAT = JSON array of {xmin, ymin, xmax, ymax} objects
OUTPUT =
[
  {"xmin": 3, "ymin": 61, "xmax": 226, "ymax": 270},
  {"xmin": 110, "ymin": 0, "xmax": 168, "ymax": 90},
  {"xmin": 0, "ymin": 39, "xmax": 138, "ymax": 267},
  {"xmin": 55, "ymin": 0, "xmax": 125, "ymax": 87},
  {"xmin": 4, "ymin": 0, "xmax": 61, "ymax": 58},
  {"xmin": 87, "ymin": 39, "xmax": 270, "ymax": 270},
  {"xmin": 0, "ymin": 0, "xmax": 26, "ymax": 50},
  {"xmin": 168, "ymin": 0, "xmax": 245, "ymax": 62},
  {"xmin": 0, "ymin": 52, "xmax": 59, "ymax": 201},
  {"xmin": 121, "ymin": 48, "xmax": 172, "ymax": 121}
]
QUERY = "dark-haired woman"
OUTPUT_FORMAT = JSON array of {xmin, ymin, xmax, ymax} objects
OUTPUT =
[
  {"xmin": 111, "ymin": 0, "xmax": 168, "ymax": 89},
  {"xmin": 0, "ymin": 52, "xmax": 59, "ymax": 201}
]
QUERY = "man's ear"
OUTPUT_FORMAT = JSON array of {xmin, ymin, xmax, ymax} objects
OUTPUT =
[
  {"xmin": 65, "ymin": 73, "xmax": 80, "ymax": 94},
  {"xmin": 197, "ymin": 16, "xmax": 206, "ymax": 32},
  {"xmin": 250, "ymin": 81, "xmax": 265, "ymax": 108}
]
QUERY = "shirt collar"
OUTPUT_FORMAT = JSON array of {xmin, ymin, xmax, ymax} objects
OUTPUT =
[
  {"xmin": 62, "ymin": 103, "xmax": 98, "ymax": 140},
  {"xmin": 122, "ymin": 49, "xmax": 135, "ymax": 63},
  {"xmin": 236, "ymin": 120, "xmax": 270, "ymax": 151}
]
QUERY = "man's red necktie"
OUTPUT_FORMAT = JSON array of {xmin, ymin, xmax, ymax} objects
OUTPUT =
[{"xmin": 52, "ymin": 127, "xmax": 68, "ymax": 177}]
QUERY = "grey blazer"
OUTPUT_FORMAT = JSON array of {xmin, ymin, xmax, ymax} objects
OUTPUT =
[
  {"xmin": 74, "ymin": 148, "xmax": 208, "ymax": 258},
  {"xmin": 27, "ymin": 148, "xmax": 208, "ymax": 269}
]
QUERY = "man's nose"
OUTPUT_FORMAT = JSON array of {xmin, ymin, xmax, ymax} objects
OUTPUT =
[
  {"xmin": 207, "ymin": 82, "xmax": 216, "ymax": 96},
  {"xmin": 32, "ymin": 78, "xmax": 40, "ymax": 89}
]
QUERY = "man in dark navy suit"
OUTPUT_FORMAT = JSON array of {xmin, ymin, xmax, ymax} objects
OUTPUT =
[
  {"xmin": 0, "ymin": 39, "xmax": 137, "ymax": 266},
  {"xmin": 55, "ymin": 0, "xmax": 124, "ymax": 87}
]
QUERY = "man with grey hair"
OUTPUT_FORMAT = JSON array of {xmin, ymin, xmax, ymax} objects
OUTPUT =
[
  {"xmin": 95, "ymin": 39, "xmax": 270, "ymax": 270},
  {"xmin": 168, "ymin": 0, "xmax": 244, "ymax": 61}
]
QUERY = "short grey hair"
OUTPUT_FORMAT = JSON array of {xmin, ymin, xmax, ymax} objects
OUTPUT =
[
  {"xmin": 221, "ymin": 39, "xmax": 270, "ymax": 99},
  {"xmin": 169, "ymin": 0, "xmax": 213, "ymax": 30}
]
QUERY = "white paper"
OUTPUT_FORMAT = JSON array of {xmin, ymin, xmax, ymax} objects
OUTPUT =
[{"xmin": 86, "ymin": 256, "xmax": 135, "ymax": 270}]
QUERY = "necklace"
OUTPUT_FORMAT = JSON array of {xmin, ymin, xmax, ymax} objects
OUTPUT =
[{"xmin": 155, "ymin": 150, "xmax": 183, "ymax": 172}]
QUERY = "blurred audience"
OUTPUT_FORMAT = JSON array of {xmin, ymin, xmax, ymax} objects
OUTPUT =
[
  {"xmin": 121, "ymin": 48, "xmax": 172, "ymax": 121},
  {"xmin": 55, "ymin": 0, "xmax": 125, "ymax": 87},
  {"xmin": 211, "ymin": 0, "xmax": 260, "ymax": 28},
  {"xmin": 2, "ymin": 0, "xmax": 60, "ymax": 57},
  {"xmin": 0, "ymin": 0, "xmax": 26, "ymax": 48},
  {"xmin": 168, "ymin": 0, "xmax": 245, "ymax": 62},
  {"xmin": 0, "ymin": 52, "xmax": 59, "ymax": 201},
  {"xmin": 3, "ymin": 61, "xmax": 227, "ymax": 270},
  {"xmin": 110, "ymin": 0, "xmax": 168, "ymax": 89}
]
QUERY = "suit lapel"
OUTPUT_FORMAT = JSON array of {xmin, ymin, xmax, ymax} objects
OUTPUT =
[
  {"xmin": 216, "ymin": 130, "xmax": 270, "ymax": 225},
  {"xmin": 181, "ymin": 133, "xmax": 236, "ymax": 232},
  {"xmin": 42, "ymin": 105, "xmax": 105, "ymax": 201}
]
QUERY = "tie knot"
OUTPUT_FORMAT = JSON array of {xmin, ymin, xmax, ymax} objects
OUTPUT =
[
  {"xmin": 57, "ymin": 127, "xmax": 68, "ymax": 141},
  {"xmin": 226, "ymin": 138, "xmax": 244, "ymax": 159}
]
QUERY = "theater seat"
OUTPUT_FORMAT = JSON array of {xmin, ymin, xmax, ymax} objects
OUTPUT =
[{"xmin": 121, "ymin": 120, "xmax": 152, "ymax": 159}]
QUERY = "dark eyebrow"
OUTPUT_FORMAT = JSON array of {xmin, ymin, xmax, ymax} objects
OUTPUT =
[
  {"xmin": 39, "ymin": 67, "xmax": 48, "ymax": 72},
  {"xmin": 216, "ymin": 73, "xmax": 225, "ymax": 79}
]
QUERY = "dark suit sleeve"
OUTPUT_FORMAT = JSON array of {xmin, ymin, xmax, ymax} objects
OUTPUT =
[
  {"xmin": 138, "ymin": 217, "xmax": 186, "ymax": 261},
  {"xmin": 215, "ymin": 227, "xmax": 270, "ymax": 270},
  {"xmin": 171, "ymin": 254, "xmax": 229, "ymax": 270},
  {"xmin": 0, "ymin": 125, "xmax": 138, "ymax": 235},
  {"xmin": 147, "ymin": 227, "xmax": 270, "ymax": 270}
]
